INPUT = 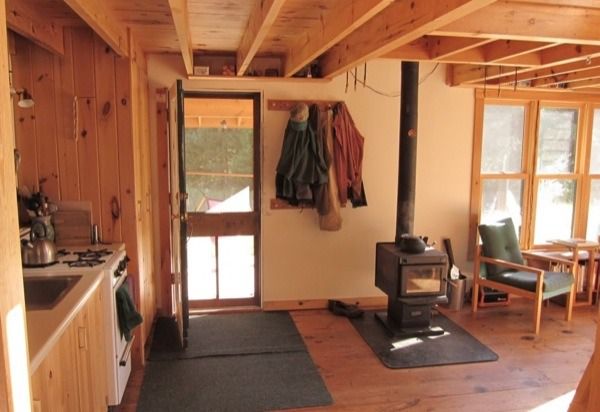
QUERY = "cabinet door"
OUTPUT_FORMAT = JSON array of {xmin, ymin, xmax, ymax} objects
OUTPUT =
[
  {"xmin": 75, "ymin": 286, "xmax": 108, "ymax": 411},
  {"xmin": 31, "ymin": 322, "xmax": 80, "ymax": 411}
]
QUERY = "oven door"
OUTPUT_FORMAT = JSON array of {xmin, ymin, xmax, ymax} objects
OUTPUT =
[{"xmin": 112, "ymin": 273, "xmax": 133, "ymax": 404}]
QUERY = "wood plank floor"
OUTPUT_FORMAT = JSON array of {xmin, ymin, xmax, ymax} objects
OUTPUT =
[{"xmin": 116, "ymin": 299, "xmax": 598, "ymax": 412}]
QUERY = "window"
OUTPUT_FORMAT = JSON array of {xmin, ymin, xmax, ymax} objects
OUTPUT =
[{"xmin": 472, "ymin": 92, "xmax": 599, "ymax": 249}]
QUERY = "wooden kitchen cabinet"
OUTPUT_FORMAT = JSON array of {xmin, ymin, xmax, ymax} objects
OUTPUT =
[{"xmin": 30, "ymin": 284, "xmax": 108, "ymax": 411}]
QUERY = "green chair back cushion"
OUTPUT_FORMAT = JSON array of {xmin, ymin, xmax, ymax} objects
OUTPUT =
[{"xmin": 478, "ymin": 218, "xmax": 524, "ymax": 276}]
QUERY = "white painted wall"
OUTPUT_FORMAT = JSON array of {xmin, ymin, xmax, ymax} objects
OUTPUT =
[{"xmin": 147, "ymin": 55, "xmax": 475, "ymax": 305}]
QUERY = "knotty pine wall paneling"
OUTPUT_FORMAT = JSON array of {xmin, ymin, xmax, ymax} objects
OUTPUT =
[
  {"xmin": 53, "ymin": 29, "xmax": 80, "ymax": 200},
  {"xmin": 11, "ymin": 28, "xmax": 157, "ymax": 366},
  {"xmin": 11, "ymin": 34, "xmax": 38, "ymax": 193},
  {"xmin": 93, "ymin": 36, "xmax": 122, "ymax": 242}
]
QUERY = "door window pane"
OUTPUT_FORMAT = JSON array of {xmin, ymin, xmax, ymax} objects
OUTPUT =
[
  {"xmin": 184, "ymin": 98, "xmax": 254, "ymax": 212},
  {"xmin": 187, "ymin": 236, "xmax": 216, "ymax": 300},
  {"xmin": 591, "ymin": 109, "xmax": 600, "ymax": 173},
  {"xmin": 218, "ymin": 236, "xmax": 255, "ymax": 299},
  {"xmin": 587, "ymin": 180, "xmax": 600, "ymax": 240},
  {"xmin": 482, "ymin": 105, "xmax": 525, "ymax": 173},
  {"xmin": 537, "ymin": 107, "xmax": 578, "ymax": 174},
  {"xmin": 534, "ymin": 179, "xmax": 576, "ymax": 244}
]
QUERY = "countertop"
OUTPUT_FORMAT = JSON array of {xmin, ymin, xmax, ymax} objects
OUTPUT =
[{"xmin": 25, "ymin": 269, "xmax": 104, "ymax": 373}]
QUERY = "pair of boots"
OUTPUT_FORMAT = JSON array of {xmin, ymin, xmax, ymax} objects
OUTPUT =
[{"xmin": 327, "ymin": 299, "xmax": 364, "ymax": 318}]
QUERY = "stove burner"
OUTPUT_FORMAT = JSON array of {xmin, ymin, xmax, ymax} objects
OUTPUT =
[
  {"xmin": 74, "ymin": 249, "xmax": 113, "ymax": 260},
  {"xmin": 64, "ymin": 259, "xmax": 106, "ymax": 268},
  {"xmin": 56, "ymin": 249, "xmax": 69, "ymax": 259}
]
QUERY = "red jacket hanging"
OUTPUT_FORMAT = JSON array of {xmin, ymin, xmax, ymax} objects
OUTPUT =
[{"xmin": 332, "ymin": 102, "xmax": 367, "ymax": 207}]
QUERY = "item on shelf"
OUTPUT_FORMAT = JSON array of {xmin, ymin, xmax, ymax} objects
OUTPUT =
[
  {"xmin": 193, "ymin": 66, "xmax": 210, "ymax": 76},
  {"xmin": 222, "ymin": 64, "xmax": 235, "ymax": 76}
]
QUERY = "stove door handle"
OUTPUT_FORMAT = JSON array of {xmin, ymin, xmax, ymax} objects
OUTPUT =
[{"xmin": 119, "ymin": 335, "xmax": 135, "ymax": 367}]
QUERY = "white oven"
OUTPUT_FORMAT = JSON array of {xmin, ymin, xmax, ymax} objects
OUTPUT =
[{"xmin": 23, "ymin": 245, "xmax": 133, "ymax": 406}]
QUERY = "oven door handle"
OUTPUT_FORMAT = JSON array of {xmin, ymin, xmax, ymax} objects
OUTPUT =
[{"xmin": 119, "ymin": 335, "xmax": 135, "ymax": 367}]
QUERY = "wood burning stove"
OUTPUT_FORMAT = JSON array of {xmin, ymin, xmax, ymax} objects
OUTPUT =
[{"xmin": 375, "ymin": 243, "xmax": 448, "ymax": 337}]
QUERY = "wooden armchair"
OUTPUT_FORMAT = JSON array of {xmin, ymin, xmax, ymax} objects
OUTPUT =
[{"xmin": 472, "ymin": 218, "xmax": 576, "ymax": 335}]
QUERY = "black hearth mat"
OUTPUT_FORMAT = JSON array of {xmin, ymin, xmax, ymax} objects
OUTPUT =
[{"xmin": 350, "ymin": 311, "xmax": 498, "ymax": 369}]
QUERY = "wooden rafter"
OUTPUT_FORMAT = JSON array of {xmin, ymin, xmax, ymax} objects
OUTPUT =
[
  {"xmin": 428, "ymin": 36, "xmax": 494, "ymax": 59},
  {"xmin": 319, "ymin": 0, "xmax": 497, "ymax": 79},
  {"xmin": 283, "ymin": 0, "xmax": 394, "ymax": 77},
  {"xmin": 6, "ymin": 0, "xmax": 64, "ymax": 55},
  {"xmin": 168, "ymin": 0, "xmax": 193, "ymax": 75},
  {"xmin": 568, "ymin": 77, "xmax": 600, "ymax": 90},
  {"xmin": 450, "ymin": 44, "xmax": 600, "ymax": 85},
  {"xmin": 63, "ymin": 0, "xmax": 128, "ymax": 57},
  {"xmin": 435, "ymin": 1, "xmax": 600, "ymax": 45},
  {"xmin": 236, "ymin": 0, "xmax": 286, "ymax": 76},
  {"xmin": 483, "ymin": 40, "xmax": 557, "ymax": 63},
  {"xmin": 533, "ymin": 68, "xmax": 600, "ymax": 88}
]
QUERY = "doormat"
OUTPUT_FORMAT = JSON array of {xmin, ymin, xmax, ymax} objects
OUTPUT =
[
  {"xmin": 350, "ymin": 311, "xmax": 498, "ymax": 369},
  {"xmin": 149, "ymin": 312, "xmax": 306, "ymax": 361},
  {"xmin": 138, "ymin": 311, "xmax": 332, "ymax": 412}
]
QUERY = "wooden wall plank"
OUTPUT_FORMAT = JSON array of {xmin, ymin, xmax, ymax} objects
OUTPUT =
[
  {"xmin": 54, "ymin": 29, "xmax": 80, "ymax": 200},
  {"xmin": 30, "ymin": 46, "xmax": 60, "ymax": 200},
  {"xmin": 93, "ymin": 35, "xmax": 122, "ymax": 242},
  {"xmin": 75, "ymin": 97, "xmax": 102, "ymax": 228},
  {"xmin": 70, "ymin": 28, "xmax": 96, "ymax": 97},
  {"xmin": 11, "ymin": 35, "xmax": 38, "ymax": 192}
]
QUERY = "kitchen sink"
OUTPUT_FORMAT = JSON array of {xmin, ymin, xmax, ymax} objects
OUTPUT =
[{"xmin": 23, "ymin": 275, "xmax": 82, "ymax": 310}]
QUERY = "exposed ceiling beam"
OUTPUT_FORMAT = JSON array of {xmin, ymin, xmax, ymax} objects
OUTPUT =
[
  {"xmin": 63, "ymin": 0, "xmax": 128, "ymax": 57},
  {"xmin": 284, "ymin": 0, "xmax": 394, "ymax": 77},
  {"xmin": 568, "ymin": 77, "xmax": 600, "ymax": 89},
  {"xmin": 483, "ymin": 40, "xmax": 556, "ymax": 63},
  {"xmin": 237, "ymin": 0, "xmax": 286, "ymax": 76},
  {"xmin": 428, "ymin": 36, "xmax": 494, "ymax": 59},
  {"xmin": 168, "ymin": 0, "xmax": 193, "ymax": 75},
  {"xmin": 533, "ymin": 68, "xmax": 600, "ymax": 88},
  {"xmin": 449, "ymin": 44, "xmax": 600, "ymax": 85},
  {"xmin": 494, "ymin": 58, "xmax": 600, "ymax": 86},
  {"xmin": 6, "ymin": 0, "xmax": 64, "ymax": 55},
  {"xmin": 435, "ymin": 1, "xmax": 600, "ymax": 45},
  {"xmin": 319, "ymin": 0, "xmax": 497, "ymax": 79}
]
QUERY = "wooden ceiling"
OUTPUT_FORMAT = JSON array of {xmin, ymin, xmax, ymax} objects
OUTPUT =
[{"xmin": 8, "ymin": 0, "xmax": 600, "ymax": 91}]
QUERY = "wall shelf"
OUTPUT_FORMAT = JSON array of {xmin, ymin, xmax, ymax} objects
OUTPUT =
[{"xmin": 187, "ymin": 75, "xmax": 331, "ymax": 84}]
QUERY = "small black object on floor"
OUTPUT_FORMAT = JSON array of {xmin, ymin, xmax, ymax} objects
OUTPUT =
[
  {"xmin": 350, "ymin": 311, "xmax": 498, "ymax": 369},
  {"xmin": 328, "ymin": 299, "xmax": 364, "ymax": 318}
]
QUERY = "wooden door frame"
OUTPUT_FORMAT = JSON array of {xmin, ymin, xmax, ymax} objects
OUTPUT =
[{"xmin": 181, "ymin": 90, "xmax": 261, "ymax": 309}]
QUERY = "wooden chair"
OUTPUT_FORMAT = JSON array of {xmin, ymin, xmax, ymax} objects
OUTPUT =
[{"xmin": 472, "ymin": 218, "xmax": 576, "ymax": 335}]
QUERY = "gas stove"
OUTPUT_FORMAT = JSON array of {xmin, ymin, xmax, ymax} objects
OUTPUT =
[{"xmin": 23, "ymin": 245, "xmax": 124, "ymax": 273}]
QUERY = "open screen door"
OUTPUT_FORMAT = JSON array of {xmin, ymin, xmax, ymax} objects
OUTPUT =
[{"xmin": 168, "ymin": 80, "xmax": 188, "ymax": 347}]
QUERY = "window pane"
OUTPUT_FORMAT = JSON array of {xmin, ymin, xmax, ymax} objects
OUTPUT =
[
  {"xmin": 591, "ymin": 109, "xmax": 600, "ymax": 173},
  {"xmin": 187, "ymin": 236, "xmax": 217, "ymax": 300},
  {"xmin": 587, "ymin": 180, "xmax": 600, "ymax": 240},
  {"xmin": 482, "ymin": 105, "xmax": 524, "ymax": 173},
  {"xmin": 481, "ymin": 179, "xmax": 523, "ymax": 235},
  {"xmin": 534, "ymin": 179, "xmax": 576, "ymax": 244},
  {"xmin": 218, "ymin": 236, "xmax": 255, "ymax": 299},
  {"xmin": 537, "ymin": 107, "xmax": 578, "ymax": 173}
]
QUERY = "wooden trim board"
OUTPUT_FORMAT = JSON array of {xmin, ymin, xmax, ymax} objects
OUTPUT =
[{"xmin": 263, "ymin": 296, "xmax": 387, "ymax": 311}]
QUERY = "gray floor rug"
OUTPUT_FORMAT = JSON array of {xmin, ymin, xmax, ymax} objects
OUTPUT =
[
  {"xmin": 138, "ymin": 311, "xmax": 332, "ymax": 412},
  {"xmin": 350, "ymin": 311, "xmax": 498, "ymax": 369},
  {"xmin": 149, "ymin": 312, "xmax": 307, "ymax": 360}
]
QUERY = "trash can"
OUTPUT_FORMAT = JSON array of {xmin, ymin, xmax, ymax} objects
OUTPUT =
[{"xmin": 448, "ymin": 274, "xmax": 467, "ymax": 311}]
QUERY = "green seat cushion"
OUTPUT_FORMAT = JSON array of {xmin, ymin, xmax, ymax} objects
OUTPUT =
[
  {"xmin": 489, "ymin": 270, "xmax": 573, "ymax": 293},
  {"xmin": 478, "ymin": 218, "xmax": 524, "ymax": 276}
]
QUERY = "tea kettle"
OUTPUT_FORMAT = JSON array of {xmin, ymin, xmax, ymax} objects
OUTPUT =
[{"xmin": 21, "ymin": 237, "xmax": 57, "ymax": 267}]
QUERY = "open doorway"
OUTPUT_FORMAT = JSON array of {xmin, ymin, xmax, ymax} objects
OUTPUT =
[{"xmin": 182, "ymin": 92, "xmax": 261, "ymax": 310}]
